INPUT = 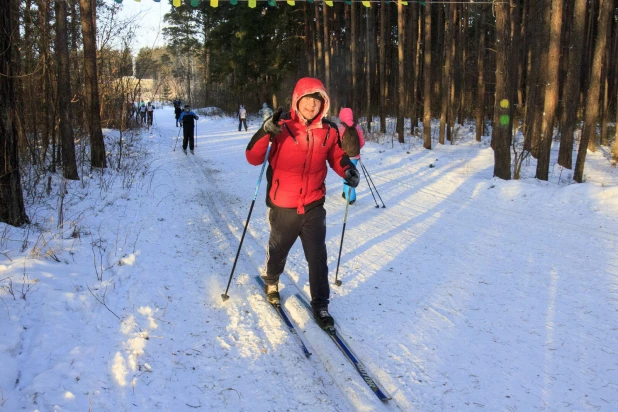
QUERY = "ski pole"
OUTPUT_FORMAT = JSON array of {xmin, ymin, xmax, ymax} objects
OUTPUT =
[
  {"xmin": 195, "ymin": 119, "xmax": 198, "ymax": 147},
  {"xmin": 360, "ymin": 159, "xmax": 379, "ymax": 208},
  {"xmin": 173, "ymin": 124, "xmax": 181, "ymax": 151},
  {"xmin": 360, "ymin": 160, "xmax": 385, "ymax": 208},
  {"xmin": 334, "ymin": 186, "xmax": 352, "ymax": 286},
  {"xmin": 221, "ymin": 139, "xmax": 272, "ymax": 301}
]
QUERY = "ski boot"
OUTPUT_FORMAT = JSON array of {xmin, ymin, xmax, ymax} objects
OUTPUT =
[
  {"xmin": 313, "ymin": 308, "xmax": 334, "ymax": 330},
  {"xmin": 265, "ymin": 284, "xmax": 280, "ymax": 305}
]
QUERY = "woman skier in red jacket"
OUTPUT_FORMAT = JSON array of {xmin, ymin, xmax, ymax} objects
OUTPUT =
[{"xmin": 246, "ymin": 77, "xmax": 360, "ymax": 329}]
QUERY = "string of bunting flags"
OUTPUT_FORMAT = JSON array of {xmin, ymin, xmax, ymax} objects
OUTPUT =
[{"xmin": 113, "ymin": 0, "xmax": 433, "ymax": 8}]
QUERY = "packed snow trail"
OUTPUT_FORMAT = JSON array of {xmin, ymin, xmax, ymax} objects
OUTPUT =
[{"xmin": 2, "ymin": 105, "xmax": 618, "ymax": 411}]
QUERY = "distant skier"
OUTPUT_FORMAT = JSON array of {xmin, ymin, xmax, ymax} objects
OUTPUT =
[
  {"xmin": 146, "ymin": 102, "xmax": 155, "ymax": 126},
  {"xmin": 178, "ymin": 105, "xmax": 199, "ymax": 154},
  {"xmin": 238, "ymin": 104, "xmax": 248, "ymax": 132},
  {"xmin": 174, "ymin": 103, "xmax": 182, "ymax": 127},
  {"xmin": 139, "ymin": 102, "xmax": 147, "ymax": 124},
  {"xmin": 258, "ymin": 102, "xmax": 273, "ymax": 122}
]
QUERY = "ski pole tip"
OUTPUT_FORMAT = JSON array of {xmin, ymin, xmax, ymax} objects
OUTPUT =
[
  {"xmin": 221, "ymin": 294, "xmax": 230, "ymax": 302},
  {"xmin": 334, "ymin": 280, "xmax": 342, "ymax": 286}
]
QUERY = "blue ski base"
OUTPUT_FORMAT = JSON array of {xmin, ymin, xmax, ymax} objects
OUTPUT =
[{"xmin": 294, "ymin": 293, "xmax": 391, "ymax": 402}]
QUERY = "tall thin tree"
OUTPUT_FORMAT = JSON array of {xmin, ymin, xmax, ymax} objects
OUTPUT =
[
  {"xmin": 535, "ymin": 0, "xmax": 563, "ymax": 180},
  {"xmin": 492, "ymin": 0, "xmax": 513, "ymax": 179},
  {"xmin": 557, "ymin": 0, "xmax": 586, "ymax": 168},
  {"xmin": 0, "ymin": 0, "xmax": 29, "ymax": 226},
  {"xmin": 79, "ymin": 0, "xmax": 107, "ymax": 168},
  {"xmin": 574, "ymin": 0, "xmax": 613, "ymax": 182},
  {"xmin": 422, "ymin": 2, "xmax": 432, "ymax": 150},
  {"xmin": 396, "ymin": 0, "xmax": 405, "ymax": 143},
  {"xmin": 55, "ymin": 0, "xmax": 79, "ymax": 180}
]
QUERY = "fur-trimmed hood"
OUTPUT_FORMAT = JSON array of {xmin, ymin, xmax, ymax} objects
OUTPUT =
[{"xmin": 290, "ymin": 77, "xmax": 330, "ymax": 124}]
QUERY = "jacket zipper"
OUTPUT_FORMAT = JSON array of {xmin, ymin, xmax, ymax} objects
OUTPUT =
[
  {"xmin": 284, "ymin": 123, "xmax": 297, "ymax": 144},
  {"xmin": 273, "ymin": 179, "xmax": 280, "ymax": 200},
  {"xmin": 322, "ymin": 125, "xmax": 330, "ymax": 147}
]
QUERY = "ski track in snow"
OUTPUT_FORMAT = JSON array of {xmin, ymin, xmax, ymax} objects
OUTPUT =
[{"xmin": 1, "ymin": 107, "xmax": 617, "ymax": 411}]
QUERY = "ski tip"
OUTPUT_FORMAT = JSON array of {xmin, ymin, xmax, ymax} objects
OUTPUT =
[{"xmin": 221, "ymin": 293, "xmax": 230, "ymax": 302}]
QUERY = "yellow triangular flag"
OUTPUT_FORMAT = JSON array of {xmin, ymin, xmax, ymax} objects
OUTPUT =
[
  {"xmin": 172, "ymin": 0, "xmax": 180, "ymax": 7},
  {"xmin": 211, "ymin": 0, "xmax": 218, "ymax": 6},
  {"xmin": 249, "ymin": 0, "xmax": 256, "ymax": 7},
  {"xmin": 287, "ymin": 0, "xmax": 295, "ymax": 4},
  {"xmin": 362, "ymin": 0, "xmax": 370, "ymax": 6},
  {"xmin": 325, "ymin": 0, "xmax": 333, "ymax": 6}
]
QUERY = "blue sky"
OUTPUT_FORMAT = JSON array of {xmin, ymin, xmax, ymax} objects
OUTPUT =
[{"xmin": 113, "ymin": 0, "xmax": 172, "ymax": 51}]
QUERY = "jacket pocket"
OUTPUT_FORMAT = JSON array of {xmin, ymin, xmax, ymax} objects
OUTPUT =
[{"xmin": 273, "ymin": 179, "xmax": 280, "ymax": 200}]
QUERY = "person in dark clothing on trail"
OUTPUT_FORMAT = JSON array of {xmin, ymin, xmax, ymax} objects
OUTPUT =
[
  {"xmin": 174, "ymin": 104, "xmax": 182, "ymax": 127},
  {"xmin": 178, "ymin": 105, "xmax": 199, "ymax": 154},
  {"xmin": 245, "ymin": 77, "xmax": 360, "ymax": 330}
]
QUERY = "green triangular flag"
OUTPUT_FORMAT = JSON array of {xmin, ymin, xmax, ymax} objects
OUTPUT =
[
  {"xmin": 268, "ymin": 0, "xmax": 276, "ymax": 5},
  {"xmin": 190, "ymin": 0, "xmax": 199, "ymax": 6},
  {"xmin": 419, "ymin": 1, "xmax": 426, "ymax": 5},
  {"xmin": 230, "ymin": 0, "xmax": 238, "ymax": 4}
]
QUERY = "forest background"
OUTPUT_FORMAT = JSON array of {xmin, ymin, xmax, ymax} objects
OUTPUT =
[{"xmin": 1, "ymin": 0, "xmax": 617, "ymax": 226}]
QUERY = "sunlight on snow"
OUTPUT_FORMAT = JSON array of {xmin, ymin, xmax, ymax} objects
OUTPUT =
[
  {"xmin": 120, "ymin": 254, "xmax": 137, "ymax": 266},
  {"xmin": 112, "ymin": 352, "xmax": 128, "ymax": 386},
  {"xmin": 120, "ymin": 314, "xmax": 137, "ymax": 335},
  {"xmin": 63, "ymin": 391, "xmax": 75, "ymax": 400},
  {"xmin": 138, "ymin": 306, "xmax": 159, "ymax": 330},
  {"xmin": 542, "ymin": 268, "xmax": 559, "ymax": 404}
]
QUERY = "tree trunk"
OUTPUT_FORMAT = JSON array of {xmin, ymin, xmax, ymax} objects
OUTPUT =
[
  {"xmin": 396, "ymin": 0, "xmax": 405, "ymax": 143},
  {"xmin": 439, "ymin": 4, "xmax": 452, "ymax": 145},
  {"xmin": 365, "ymin": 5, "xmax": 374, "ymax": 132},
  {"xmin": 475, "ymin": 5, "xmax": 487, "ymax": 142},
  {"xmin": 574, "ymin": 0, "xmax": 613, "ymax": 182},
  {"xmin": 379, "ymin": 0, "xmax": 386, "ymax": 132},
  {"xmin": 351, "ymin": 2, "xmax": 358, "ymax": 108},
  {"xmin": 322, "ymin": 3, "xmax": 331, "ymax": 109},
  {"xmin": 407, "ymin": 3, "xmax": 419, "ymax": 134},
  {"xmin": 422, "ymin": 2, "xmax": 432, "ymax": 149},
  {"xmin": 536, "ymin": 0, "xmax": 563, "ymax": 180},
  {"xmin": 613, "ymin": 85, "xmax": 618, "ymax": 160},
  {"xmin": 0, "ymin": 0, "xmax": 29, "ymax": 226},
  {"xmin": 304, "ymin": 3, "xmax": 312, "ymax": 77},
  {"xmin": 55, "ymin": 0, "xmax": 79, "ymax": 180},
  {"xmin": 492, "ymin": 1, "xmax": 512, "ymax": 179},
  {"xmin": 79, "ymin": 0, "xmax": 107, "ymax": 168},
  {"xmin": 558, "ymin": 0, "xmax": 586, "ymax": 169},
  {"xmin": 314, "ymin": 3, "xmax": 323, "ymax": 80},
  {"xmin": 523, "ymin": 0, "xmax": 548, "ymax": 155}
]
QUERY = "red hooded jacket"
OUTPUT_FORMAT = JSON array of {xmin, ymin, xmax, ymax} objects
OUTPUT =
[{"xmin": 246, "ymin": 78, "xmax": 354, "ymax": 214}]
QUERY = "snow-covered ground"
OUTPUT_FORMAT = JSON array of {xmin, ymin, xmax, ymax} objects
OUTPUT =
[{"xmin": 1, "ymin": 106, "xmax": 618, "ymax": 411}]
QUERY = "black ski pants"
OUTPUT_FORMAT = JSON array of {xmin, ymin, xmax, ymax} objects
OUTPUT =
[
  {"xmin": 238, "ymin": 118, "xmax": 247, "ymax": 131},
  {"xmin": 262, "ymin": 205, "xmax": 330, "ymax": 310},
  {"xmin": 182, "ymin": 126, "xmax": 194, "ymax": 150}
]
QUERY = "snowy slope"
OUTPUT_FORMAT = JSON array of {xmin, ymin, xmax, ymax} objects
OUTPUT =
[{"xmin": 1, "ymin": 106, "xmax": 617, "ymax": 411}]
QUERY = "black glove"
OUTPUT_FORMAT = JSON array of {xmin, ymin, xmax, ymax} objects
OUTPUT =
[
  {"xmin": 344, "ymin": 168, "xmax": 360, "ymax": 188},
  {"xmin": 263, "ymin": 107, "xmax": 283, "ymax": 135}
]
